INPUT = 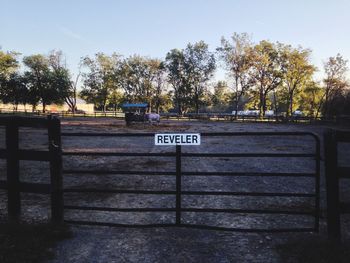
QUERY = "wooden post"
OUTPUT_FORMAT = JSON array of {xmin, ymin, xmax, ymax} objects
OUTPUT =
[
  {"xmin": 48, "ymin": 115, "xmax": 64, "ymax": 223},
  {"xmin": 6, "ymin": 118, "xmax": 20, "ymax": 222},
  {"xmin": 324, "ymin": 129, "xmax": 341, "ymax": 241}
]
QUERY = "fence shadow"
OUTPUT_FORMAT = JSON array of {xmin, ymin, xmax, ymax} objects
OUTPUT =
[
  {"xmin": 0, "ymin": 221, "xmax": 71, "ymax": 263},
  {"xmin": 276, "ymin": 236, "xmax": 350, "ymax": 263}
]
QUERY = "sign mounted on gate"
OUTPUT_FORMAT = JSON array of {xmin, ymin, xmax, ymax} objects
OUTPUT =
[{"xmin": 155, "ymin": 133, "xmax": 201, "ymax": 145}]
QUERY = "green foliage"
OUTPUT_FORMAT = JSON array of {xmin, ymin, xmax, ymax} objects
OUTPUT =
[
  {"xmin": 210, "ymin": 81, "xmax": 232, "ymax": 111},
  {"xmin": 151, "ymin": 60, "xmax": 172, "ymax": 113},
  {"xmin": 0, "ymin": 50, "xmax": 19, "ymax": 80},
  {"xmin": 117, "ymin": 56, "xmax": 170, "ymax": 112},
  {"xmin": 165, "ymin": 41, "xmax": 215, "ymax": 114},
  {"xmin": 107, "ymin": 89, "xmax": 124, "ymax": 111},
  {"xmin": 1, "ymin": 36, "xmax": 350, "ymax": 117},
  {"xmin": 184, "ymin": 41, "xmax": 216, "ymax": 113},
  {"xmin": 217, "ymin": 33, "xmax": 255, "ymax": 115},
  {"xmin": 299, "ymin": 81, "xmax": 323, "ymax": 117},
  {"xmin": 23, "ymin": 54, "xmax": 66, "ymax": 112},
  {"xmin": 279, "ymin": 44, "xmax": 316, "ymax": 116},
  {"xmin": 322, "ymin": 54, "xmax": 349, "ymax": 117},
  {"xmin": 120, "ymin": 56, "xmax": 153, "ymax": 106},
  {"xmin": 81, "ymin": 53, "xmax": 122, "ymax": 111},
  {"xmin": 0, "ymin": 73, "xmax": 29, "ymax": 108},
  {"xmin": 165, "ymin": 48, "xmax": 190, "ymax": 114},
  {"xmin": 250, "ymin": 40, "xmax": 283, "ymax": 117},
  {"xmin": 0, "ymin": 51, "xmax": 21, "ymax": 104},
  {"xmin": 48, "ymin": 50, "xmax": 77, "ymax": 112}
]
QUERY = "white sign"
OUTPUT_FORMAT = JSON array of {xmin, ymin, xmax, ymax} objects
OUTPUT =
[{"xmin": 155, "ymin": 133, "xmax": 201, "ymax": 145}]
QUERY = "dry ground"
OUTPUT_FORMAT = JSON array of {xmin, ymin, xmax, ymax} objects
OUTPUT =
[{"xmin": 1, "ymin": 118, "xmax": 350, "ymax": 262}]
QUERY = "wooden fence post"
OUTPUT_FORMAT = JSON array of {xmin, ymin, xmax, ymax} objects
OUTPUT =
[
  {"xmin": 6, "ymin": 117, "xmax": 20, "ymax": 222},
  {"xmin": 48, "ymin": 115, "xmax": 64, "ymax": 223},
  {"xmin": 324, "ymin": 129, "xmax": 341, "ymax": 241}
]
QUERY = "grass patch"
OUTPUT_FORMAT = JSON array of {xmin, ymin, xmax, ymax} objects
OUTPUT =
[{"xmin": 0, "ymin": 222, "xmax": 72, "ymax": 263}]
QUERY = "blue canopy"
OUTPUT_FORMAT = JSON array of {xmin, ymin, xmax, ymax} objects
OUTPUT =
[{"xmin": 122, "ymin": 103, "xmax": 148, "ymax": 108}]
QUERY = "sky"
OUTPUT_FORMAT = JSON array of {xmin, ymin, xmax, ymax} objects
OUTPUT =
[{"xmin": 1, "ymin": 0, "xmax": 350, "ymax": 82}]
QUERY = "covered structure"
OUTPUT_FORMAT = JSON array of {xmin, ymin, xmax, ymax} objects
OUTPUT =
[{"xmin": 122, "ymin": 103, "xmax": 149, "ymax": 124}]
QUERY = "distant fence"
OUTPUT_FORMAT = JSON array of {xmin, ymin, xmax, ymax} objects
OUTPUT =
[
  {"xmin": 325, "ymin": 129, "xmax": 350, "ymax": 241},
  {"xmin": 162, "ymin": 112, "xmax": 285, "ymax": 122},
  {"xmin": 0, "ymin": 115, "xmax": 63, "ymax": 222},
  {"xmin": 0, "ymin": 108, "xmax": 125, "ymax": 118},
  {"xmin": 161, "ymin": 113, "xmax": 350, "ymax": 125},
  {"xmin": 1, "ymin": 108, "xmax": 350, "ymax": 125}
]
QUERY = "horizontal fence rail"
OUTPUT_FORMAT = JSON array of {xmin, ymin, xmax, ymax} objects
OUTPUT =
[
  {"xmin": 0, "ymin": 109, "xmax": 125, "ymax": 119},
  {"xmin": 61, "ymin": 131, "xmax": 321, "ymax": 232}
]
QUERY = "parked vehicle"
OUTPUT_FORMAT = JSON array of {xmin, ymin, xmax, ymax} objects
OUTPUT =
[
  {"xmin": 265, "ymin": 110, "xmax": 274, "ymax": 117},
  {"xmin": 232, "ymin": 110, "xmax": 259, "ymax": 116},
  {"xmin": 292, "ymin": 110, "xmax": 303, "ymax": 117},
  {"xmin": 231, "ymin": 110, "xmax": 245, "ymax": 116}
]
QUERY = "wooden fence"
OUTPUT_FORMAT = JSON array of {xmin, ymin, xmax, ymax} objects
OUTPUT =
[
  {"xmin": 0, "ymin": 108, "xmax": 125, "ymax": 119},
  {"xmin": 325, "ymin": 129, "xmax": 350, "ymax": 241},
  {"xmin": 0, "ymin": 115, "xmax": 63, "ymax": 222},
  {"xmin": 2, "ymin": 108, "xmax": 350, "ymax": 125}
]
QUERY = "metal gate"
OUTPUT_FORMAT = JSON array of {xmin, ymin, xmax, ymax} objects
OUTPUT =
[{"xmin": 61, "ymin": 131, "xmax": 321, "ymax": 233}]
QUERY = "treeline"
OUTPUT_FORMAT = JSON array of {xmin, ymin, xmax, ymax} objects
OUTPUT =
[
  {"xmin": 0, "ymin": 33, "xmax": 349, "ymax": 118},
  {"xmin": 0, "ymin": 50, "xmax": 77, "ymax": 112}
]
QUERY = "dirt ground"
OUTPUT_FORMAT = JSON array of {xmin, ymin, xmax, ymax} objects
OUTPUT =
[{"xmin": 1, "ymin": 118, "xmax": 350, "ymax": 262}]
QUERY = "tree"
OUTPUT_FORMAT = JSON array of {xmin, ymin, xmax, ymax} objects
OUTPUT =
[
  {"xmin": 123, "ymin": 56, "xmax": 154, "ymax": 110},
  {"xmin": 116, "ymin": 58, "xmax": 134, "ymax": 102},
  {"xmin": 48, "ymin": 50, "xmax": 78, "ymax": 113},
  {"xmin": 150, "ymin": 59, "xmax": 171, "ymax": 113},
  {"xmin": 250, "ymin": 40, "xmax": 283, "ymax": 117},
  {"xmin": 0, "ymin": 50, "xmax": 19, "ymax": 79},
  {"xmin": 23, "ymin": 54, "xmax": 63, "ymax": 112},
  {"xmin": 116, "ymin": 56, "xmax": 168, "ymax": 112},
  {"xmin": 217, "ymin": 33, "xmax": 254, "ymax": 118},
  {"xmin": 108, "ymin": 89, "xmax": 124, "ymax": 111},
  {"xmin": 279, "ymin": 44, "xmax": 316, "ymax": 117},
  {"xmin": 299, "ymin": 81, "xmax": 323, "ymax": 118},
  {"xmin": 0, "ymin": 73, "xmax": 29, "ymax": 110},
  {"xmin": 81, "ymin": 53, "xmax": 121, "ymax": 111},
  {"xmin": 211, "ymin": 81, "xmax": 231, "ymax": 111},
  {"xmin": 184, "ymin": 41, "xmax": 216, "ymax": 113},
  {"xmin": 165, "ymin": 49, "xmax": 190, "ymax": 114},
  {"xmin": 0, "ymin": 50, "xmax": 20, "ymax": 103},
  {"xmin": 322, "ymin": 54, "xmax": 349, "ymax": 118},
  {"xmin": 67, "ymin": 70, "xmax": 80, "ymax": 113},
  {"xmin": 165, "ymin": 42, "xmax": 215, "ymax": 114}
]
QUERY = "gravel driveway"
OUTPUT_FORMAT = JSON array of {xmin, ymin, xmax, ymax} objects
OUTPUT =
[{"xmin": 1, "ymin": 118, "xmax": 350, "ymax": 262}]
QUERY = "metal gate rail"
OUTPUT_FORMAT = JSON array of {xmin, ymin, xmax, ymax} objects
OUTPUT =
[{"xmin": 61, "ymin": 131, "xmax": 320, "ymax": 232}]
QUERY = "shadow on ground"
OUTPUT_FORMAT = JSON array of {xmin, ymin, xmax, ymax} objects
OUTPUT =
[
  {"xmin": 0, "ymin": 221, "xmax": 72, "ymax": 263},
  {"xmin": 276, "ymin": 236, "xmax": 350, "ymax": 263}
]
